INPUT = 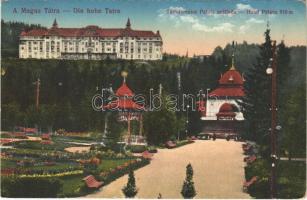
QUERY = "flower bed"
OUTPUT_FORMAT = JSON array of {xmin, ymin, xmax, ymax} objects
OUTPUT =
[
  {"xmin": 1, "ymin": 165, "xmax": 83, "ymax": 176},
  {"xmin": 19, "ymin": 170, "xmax": 83, "ymax": 178}
]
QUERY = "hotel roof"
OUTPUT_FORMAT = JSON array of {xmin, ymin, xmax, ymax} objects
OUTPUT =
[{"xmin": 20, "ymin": 18, "xmax": 161, "ymax": 38}]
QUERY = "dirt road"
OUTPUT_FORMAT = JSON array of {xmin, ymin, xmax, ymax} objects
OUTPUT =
[{"xmin": 86, "ymin": 139, "xmax": 250, "ymax": 199}]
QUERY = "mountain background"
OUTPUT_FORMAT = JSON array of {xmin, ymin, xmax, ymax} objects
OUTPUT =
[
  {"xmin": 2, "ymin": 20, "xmax": 305, "ymax": 88},
  {"xmin": 1, "ymin": 20, "xmax": 306, "ymax": 133}
]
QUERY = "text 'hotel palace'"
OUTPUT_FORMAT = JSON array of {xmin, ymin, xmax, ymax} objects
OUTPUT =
[{"xmin": 19, "ymin": 18, "xmax": 163, "ymax": 60}]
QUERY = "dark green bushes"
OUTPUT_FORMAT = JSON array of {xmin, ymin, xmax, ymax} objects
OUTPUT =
[{"xmin": 1, "ymin": 176, "xmax": 63, "ymax": 197}]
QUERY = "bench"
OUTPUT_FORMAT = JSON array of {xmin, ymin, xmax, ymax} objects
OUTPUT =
[
  {"xmin": 83, "ymin": 175, "xmax": 103, "ymax": 188},
  {"xmin": 243, "ymin": 176, "xmax": 258, "ymax": 192},
  {"xmin": 244, "ymin": 155, "xmax": 257, "ymax": 162},
  {"xmin": 165, "ymin": 141, "xmax": 176, "ymax": 148},
  {"xmin": 142, "ymin": 150, "xmax": 153, "ymax": 159},
  {"xmin": 41, "ymin": 133, "xmax": 51, "ymax": 140}
]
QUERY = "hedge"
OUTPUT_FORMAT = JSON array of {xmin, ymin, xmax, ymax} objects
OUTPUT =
[
  {"xmin": 1, "ymin": 176, "xmax": 63, "ymax": 197},
  {"xmin": 100, "ymin": 158, "xmax": 150, "ymax": 186}
]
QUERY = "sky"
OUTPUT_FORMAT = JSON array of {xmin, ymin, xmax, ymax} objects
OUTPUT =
[{"xmin": 1, "ymin": 0, "xmax": 306, "ymax": 55}]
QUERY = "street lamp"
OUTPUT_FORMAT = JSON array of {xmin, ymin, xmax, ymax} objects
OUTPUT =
[
  {"xmin": 266, "ymin": 40, "xmax": 278, "ymax": 198},
  {"xmin": 186, "ymin": 105, "xmax": 190, "ymax": 138}
]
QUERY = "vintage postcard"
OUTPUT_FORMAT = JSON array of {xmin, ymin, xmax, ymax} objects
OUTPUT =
[{"xmin": 1, "ymin": 0, "xmax": 306, "ymax": 199}]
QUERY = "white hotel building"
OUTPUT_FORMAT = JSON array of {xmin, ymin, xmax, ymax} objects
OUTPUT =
[{"xmin": 19, "ymin": 19, "xmax": 163, "ymax": 60}]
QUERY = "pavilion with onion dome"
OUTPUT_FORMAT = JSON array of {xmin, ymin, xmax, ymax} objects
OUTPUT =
[
  {"xmin": 103, "ymin": 71, "xmax": 146, "ymax": 145},
  {"xmin": 198, "ymin": 53, "xmax": 245, "ymax": 136}
]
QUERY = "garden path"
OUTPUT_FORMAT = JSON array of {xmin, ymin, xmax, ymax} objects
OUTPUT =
[{"xmin": 85, "ymin": 139, "xmax": 250, "ymax": 198}]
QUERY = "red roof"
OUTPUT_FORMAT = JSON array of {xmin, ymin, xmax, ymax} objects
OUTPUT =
[
  {"xmin": 104, "ymin": 81, "xmax": 145, "ymax": 111},
  {"xmin": 219, "ymin": 69, "xmax": 244, "ymax": 85},
  {"xmin": 209, "ymin": 66, "xmax": 245, "ymax": 97},
  {"xmin": 103, "ymin": 98, "xmax": 145, "ymax": 110},
  {"xmin": 216, "ymin": 103, "xmax": 237, "ymax": 117},
  {"xmin": 209, "ymin": 86, "xmax": 244, "ymax": 97},
  {"xmin": 219, "ymin": 103, "xmax": 236, "ymax": 113},
  {"xmin": 115, "ymin": 83, "xmax": 134, "ymax": 97},
  {"xmin": 20, "ymin": 27, "xmax": 160, "ymax": 38}
]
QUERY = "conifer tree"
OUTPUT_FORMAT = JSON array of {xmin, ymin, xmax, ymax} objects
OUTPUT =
[
  {"xmin": 240, "ymin": 27, "xmax": 273, "ymax": 156},
  {"xmin": 181, "ymin": 163, "xmax": 196, "ymax": 199},
  {"xmin": 122, "ymin": 169, "xmax": 138, "ymax": 198}
]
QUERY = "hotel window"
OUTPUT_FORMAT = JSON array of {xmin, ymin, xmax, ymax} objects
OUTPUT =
[
  {"xmin": 120, "ymin": 48, "xmax": 123, "ymax": 53},
  {"xmin": 138, "ymin": 48, "xmax": 141, "ymax": 53},
  {"xmin": 149, "ymin": 47, "xmax": 152, "ymax": 53}
]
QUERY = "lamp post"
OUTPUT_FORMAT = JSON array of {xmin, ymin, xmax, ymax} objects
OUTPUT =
[
  {"xmin": 186, "ymin": 105, "xmax": 190, "ymax": 138},
  {"xmin": 266, "ymin": 40, "xmax": 277, "ymax": 198}
]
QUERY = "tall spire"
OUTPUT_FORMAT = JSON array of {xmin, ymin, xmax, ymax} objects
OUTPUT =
[
  {"xmin": 126, "ymin": 18, "xmax": 131, "ymax": 29},
  {"xmin": 230, "ymin": 41, "xmax": 236, "ymax": 70},
  {"xmin": 52, "ymin": 18, "xmax": 58, "ymax": 28},
  {"xmin": 230, "ymin": 53, "xmax": 236, "ymax": 70}
]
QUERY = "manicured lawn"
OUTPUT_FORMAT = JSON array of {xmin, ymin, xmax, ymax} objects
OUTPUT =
[
  {"xmin": 59, "ymin": 174, "xmax": 84, "ymax": 197},
  {"xmin": 98, "ymin": 159, "xmax": 132, "ymax": 172},
  {"xmin": 58, "ymin": 158, "xmax": 136, "ymax": 197}
]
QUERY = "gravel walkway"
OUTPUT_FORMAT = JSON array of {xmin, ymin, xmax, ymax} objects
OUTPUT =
[{"xmin": 85, "ymin": 140, "xmax": 250, "ymax": 199}]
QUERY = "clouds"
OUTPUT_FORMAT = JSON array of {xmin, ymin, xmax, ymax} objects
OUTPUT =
[
  {"xmin": 236, "ymin": 3, "xmax": 254, "ymax": 11},
  {"xmin": 239, "ymin": 17, "xmax": 265, "ymax": 34},
  {"xmin": 158, "ymin": 5, "xmax": 268, "ymax": 34},
  {"xmin": 158, "ymin": 7, "xmax": 235, "ymax": 33}
]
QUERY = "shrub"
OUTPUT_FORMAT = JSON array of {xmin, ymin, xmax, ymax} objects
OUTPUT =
[
  {"xmin": 127, "ymin": 145, "xmax": 147, "ymax": 153},
  {"xmin": 1, "ymin": 176, "xmax": 63, "ymax": 197},
  {"xmin": 122, "ymin": 170, "xmax": 138, "ymax": 198},
  {"xmin": 147, "ymin": 146, "xmax": 158, "ymax": 153},
  {"xmin": 248, "ymin": 177, "xmax": 270, "ymax": 198},
  {"xmin": 181, "ymin": 163, "xmax": 196, "ymax": 199}
]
